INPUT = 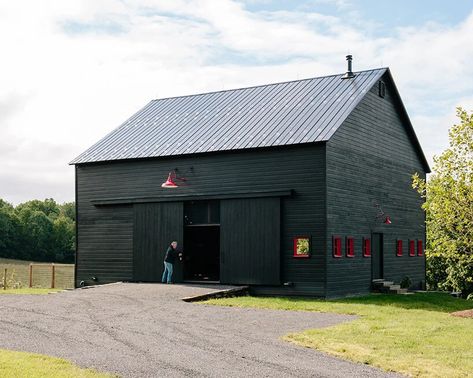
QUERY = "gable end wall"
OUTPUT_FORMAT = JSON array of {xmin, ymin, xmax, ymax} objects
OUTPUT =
[{"xmin": 325, "ymin": 75, "xmax": 426, "ymax": 297}]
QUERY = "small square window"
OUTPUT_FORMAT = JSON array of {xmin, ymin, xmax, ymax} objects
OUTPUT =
[
  {"xmin": 346, "ymin": 237, "xmax": 355, "ymax": 257},
  {"xmin": 396, "ymin": 240, "xmax": 403, "ymax": 257},
  {"xmin": 293, "ymin": 237, "xmax": 310, "ymax": 258},
  {"xmin": 363, "ymin": 238, "xmax": 371, "ymax": 257},
  {"xmin": 409, "ymin": 240, "xmax": 415, "ymax": 256},
  {"xmin": 417, "ymin": 240, "xmax": 424, "ymax": 256},
  {"xmin": 333, "ymin": 236, "xmax": 342, "ymax": 258}
]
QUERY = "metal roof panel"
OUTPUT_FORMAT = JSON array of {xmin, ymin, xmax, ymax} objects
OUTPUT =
[{"xmin": 70, "ymin": 68, "xmax": 387, "ymax": 164}]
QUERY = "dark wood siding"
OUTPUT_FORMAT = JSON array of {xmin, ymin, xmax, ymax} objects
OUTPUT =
[
  {"xmin": 220, "ymin": 198, "xmax": 280, "ymax": 285},
  {"xmin": 76, "ymin": 205, "xmax": 133, "ymax": 286},
  {"xmin": 76, "ymin": 144, "xmax": 326, "ymax": 295},
  {"xmin": 133, "ymin": 202, "xmax": 183, "ymax": 282},
  {"xmin": 325, "ymin": 74, "xmax": 426, "ymax": 297}
]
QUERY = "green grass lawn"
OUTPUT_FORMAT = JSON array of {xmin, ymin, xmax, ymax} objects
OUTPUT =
[
  {"xmin": 204, "ymin": 293, "xmax": 473, "ymax": 378},
  {"xmin": 0, "ymin": 349, "xmax": 114, "ymax": 378},
  {"xmin": 0, "ymin": 288, "xmax": 64, "ymax": 295}
]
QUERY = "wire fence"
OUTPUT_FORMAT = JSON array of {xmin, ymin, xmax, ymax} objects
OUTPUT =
[{"xmin": 0, "ymin": 262, "xmax": 74, "ymax": 290}]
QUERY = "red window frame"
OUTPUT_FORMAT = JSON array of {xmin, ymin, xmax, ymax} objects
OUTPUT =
[
  {"xmin": 346, "ymin": 237, "xmax": 355, "ymax": 258},
  {"xmin": 363, "ymin": 238, "xmax": 371, "ymax": 257},
  {"xmin": 293, "ymin": 236, "xmax": 311, "ymax": 258},
  {"xmin": 409, "ymin": 240, "xmax": 415, "ymax": 256},
  {"xmin": 333, "ymin": 236, "xmax": 342, "ymax": 258},
  {"xmin": 417, "ymin": 240, "xmax": 424, "ymax": 256},
  {"xmin": 396, "ymin": 240, "xmax": 403, "ymax": 257}
]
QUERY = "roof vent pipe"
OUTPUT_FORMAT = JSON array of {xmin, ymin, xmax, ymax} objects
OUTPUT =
[{"xmin": 342, "ymin": 55, "xmax": 356, "ymax": 79}]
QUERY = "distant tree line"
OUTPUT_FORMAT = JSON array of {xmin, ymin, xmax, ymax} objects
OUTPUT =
[{"xmin": 0, "ymin": 198, "xmax": 75, "ymax": 263}]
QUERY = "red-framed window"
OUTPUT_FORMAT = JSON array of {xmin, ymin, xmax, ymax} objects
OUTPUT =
[
  {"xmin": 396, "ymin": 240, "xmax": 403, "ymax": 257},
  {"xmin": 333, "ymin": 236, "xmax": 342, "ymax": 258},
  {"xmin": 346, "ymin": 237, "xmax": 355, "ymax": 257},
  {"xmin": 363, "ymin": 238, "xmax": 371, "ymax": 257},
  {"xmin": 293, "ymin": 236, "xmax": 310, "ymax": 258},
  {"xmin": 417, "ymin": 240, "xmax": 424, "ymax": 256},
  {"xmin": 409, "ymin": 240, "xmax": 415, "ymax": 256}
]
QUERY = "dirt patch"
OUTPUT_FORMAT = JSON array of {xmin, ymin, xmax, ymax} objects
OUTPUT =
[{"xmin": 451, "ymin": 309, "xmax": 473, "ymax": 318}]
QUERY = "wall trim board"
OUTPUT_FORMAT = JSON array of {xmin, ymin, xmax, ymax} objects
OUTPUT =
[{"xmin": 91, "ymin": 189, "xmax": 294, "ymax": 206}]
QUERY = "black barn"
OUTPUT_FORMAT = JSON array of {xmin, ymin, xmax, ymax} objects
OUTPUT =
[{"xmin": 71, "ymin": 65, "xmax": 430, "ymax": 297}]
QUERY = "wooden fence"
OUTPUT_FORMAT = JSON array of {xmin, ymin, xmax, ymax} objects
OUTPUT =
[{"xmin": 1, "ymin": 263, "xmax": 74, "ymax": 289}]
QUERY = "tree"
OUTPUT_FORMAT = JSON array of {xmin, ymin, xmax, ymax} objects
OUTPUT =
[
  {"xmin": 0, "ymin": 199, "xmax": 18, "ymax": 258},
  {"xmin": 0, "ymin": 198, "xmax": 76, "ymax": 263},
  {"xmin": 413, "ymin": 107, "xmax": 473, "ymax": 298}
]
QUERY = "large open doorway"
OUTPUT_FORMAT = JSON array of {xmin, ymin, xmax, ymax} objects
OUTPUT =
[{"xmin": 183, "ymin": 200, "xmax": 220, "ymax": 282}]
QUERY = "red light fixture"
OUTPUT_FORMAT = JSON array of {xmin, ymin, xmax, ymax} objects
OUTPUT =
[
  {"xmin": 161, "ymin": 170, "xmax": 188, "ymax": 188},
  {"xmin": 384, "ymin": 216, "xmax": 392, "ymax": 224},
  {"xmin": 161, "ymin": 172, "xmax": 179, "ymax": 188}
]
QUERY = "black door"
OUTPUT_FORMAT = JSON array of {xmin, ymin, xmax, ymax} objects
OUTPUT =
[
  {"xmin": 133, "ymin": 202, "xmax": 183, "ymax": 282},
  {"xmin": 372, "ymin": 233, "xmax": 383, "ymax": 280},
  {"xmin": 220, "ymin": 197, "xmax": 280, "ymax": 285}
]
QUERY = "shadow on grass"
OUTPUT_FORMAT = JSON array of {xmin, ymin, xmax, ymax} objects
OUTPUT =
[{"xmin": 329, "ymin": 292, "xmax": 473, "ymax": 313}]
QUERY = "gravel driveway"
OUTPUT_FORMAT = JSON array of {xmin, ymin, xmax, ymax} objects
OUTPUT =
[{"xmin": 0, "ymin": 283, "xmax": 400, "ymax": 377}]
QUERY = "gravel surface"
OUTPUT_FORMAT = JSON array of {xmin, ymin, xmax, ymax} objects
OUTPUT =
[{"xmin": 0, "ymin": 283, "xmax": 401, "ymax": 377}]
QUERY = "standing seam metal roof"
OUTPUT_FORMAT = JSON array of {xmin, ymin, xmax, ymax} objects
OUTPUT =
[{"xmin": 70, "ymin": 68, "xmax": 387, "ymax": 164}]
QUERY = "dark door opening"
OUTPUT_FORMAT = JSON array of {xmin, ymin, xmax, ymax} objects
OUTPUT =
[
  {"xmin": 183, "ymin": 200, "xmax": 220, "ymax": 282},
  {"xmin": 183, "ymin": 225, "xmax": 220, "ymax": 281},
  {"xmin": 372, "ymin": 233, "xmax": 384, "ymax": 280}
]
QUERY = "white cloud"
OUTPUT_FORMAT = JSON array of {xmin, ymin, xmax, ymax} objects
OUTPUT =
[{"xmin": 0, "ymin": 0, "xmax": 472, "ymax": 203}]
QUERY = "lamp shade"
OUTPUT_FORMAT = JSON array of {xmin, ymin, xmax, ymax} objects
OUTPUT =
[{"xmin": 161, "ymin": 173, "xmax": 178, "ymax": 188}]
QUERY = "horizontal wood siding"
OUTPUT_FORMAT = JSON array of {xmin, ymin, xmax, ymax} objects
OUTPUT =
[
  {"xmin": 76, "ymin": 205, "xmax": 133, "ymax": 285},
  {"xmin": 325, "ymin": 74, "xmax": 426, "ymax": 297},
  {"xmin": 76, "ymin": 144, "xmax": 326, "ymax": 295}
]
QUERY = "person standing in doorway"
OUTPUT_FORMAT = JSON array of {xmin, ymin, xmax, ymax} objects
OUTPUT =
[{"xmin": 162, "ymin": 241, "xmax": 180, "ymax": 284}]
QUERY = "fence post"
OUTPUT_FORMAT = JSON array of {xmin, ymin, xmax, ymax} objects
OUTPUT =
[
  {"xmin": 3, "ymin": 268, "xmax": 6, "ymax": 290},
  {"xmin": 29, "ymin": 264, "xmax": 33, "ymax": 288},
  {"xmin": 51, "ymin": 264, "xmax": 55, "ymax": 289}
]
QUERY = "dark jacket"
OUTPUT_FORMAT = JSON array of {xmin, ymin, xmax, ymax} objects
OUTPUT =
[{"xmin": 164, "ymin": 246, "xmax": 178, "ymax": 264}]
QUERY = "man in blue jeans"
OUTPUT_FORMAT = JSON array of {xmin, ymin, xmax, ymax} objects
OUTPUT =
[{"xmin": 162, "ymin": 241, "xmax": 180, "ymax": 284}]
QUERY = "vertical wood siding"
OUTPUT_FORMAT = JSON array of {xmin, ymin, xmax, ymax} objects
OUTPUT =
[
  {"xmin": 133, "ymin": 202, "xmax": 184, "ymax": 282},
  {"xmin": 325, "ymin": 74, "xmax": 426, "ymax": 297},
  {"xmin": 76, "ymin": 144, "xmax": 326, "ymax": 295},
  {"xmin": 220, "ymin": 197, "xmax": 280, "ymax": 285}
]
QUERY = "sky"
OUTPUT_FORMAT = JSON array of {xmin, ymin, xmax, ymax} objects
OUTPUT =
[{"xmin": 1, "ymin": 0, "xmax": 473, "ymax": 205}]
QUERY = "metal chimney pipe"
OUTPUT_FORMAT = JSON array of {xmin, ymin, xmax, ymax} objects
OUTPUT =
[{"xmin": 342, "ymin": 55, "xmax": 356, "ymax": 79}]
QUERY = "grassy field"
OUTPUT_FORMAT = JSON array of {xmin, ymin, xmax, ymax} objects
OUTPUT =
[
  {"xmin": 0, "ymin": 257, "xmax": 74, "ymax": 289},
  {"xmin": 0, "ymin": 258, "xmax": 32, "ymax": 265},
  {"xmin": 204, "ymin": 293, "xmax": 473, "ymax": 377},
  {"xmin": 0, "ymin": 288, "xmax": 64, "ymax": 295},
  {"xmin": 0, "ymin": 349, "xmax": 114, "ymax": 378}
]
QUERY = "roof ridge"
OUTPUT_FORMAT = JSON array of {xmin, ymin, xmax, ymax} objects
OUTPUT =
[{"xmin": 151, "ymin": 67, "xmax": 388, "ymax": 102}]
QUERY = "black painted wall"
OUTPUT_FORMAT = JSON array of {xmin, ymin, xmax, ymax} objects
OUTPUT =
[
  {"xmin": 75, "ymin": 144, "xmax": 327, "ymax": 295},
  {"xmin": 325, "ymin": 73, "xmax": 427, "ymax": 297},
  {"xmin": 75, "ymin": 73, "xmax": 427, "ymax": 297}
]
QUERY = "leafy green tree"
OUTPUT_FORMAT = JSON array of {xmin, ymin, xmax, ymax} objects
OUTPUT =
[
  {"xmin": 52, "ymin": 215, "xmax": 75, "ymax": 262},
  {"xmin": 16, "ymin": 198, "xmax": 60, "ymax": 220},
  {"xmin": 0, "ymin": 198, "xmax": 75, "ymax": 263},
  {"xmin": 0, "ymin": 199, "xmax": 18, "ymax": 258},
  {"xmin": 413, "ymin": 108, "xmax": 473, "ymax": 297}
]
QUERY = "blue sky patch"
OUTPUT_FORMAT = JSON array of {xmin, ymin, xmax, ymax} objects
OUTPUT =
[{"xmin": 62, "ymin": 18, "xmax": 128, "ymax": 36}]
